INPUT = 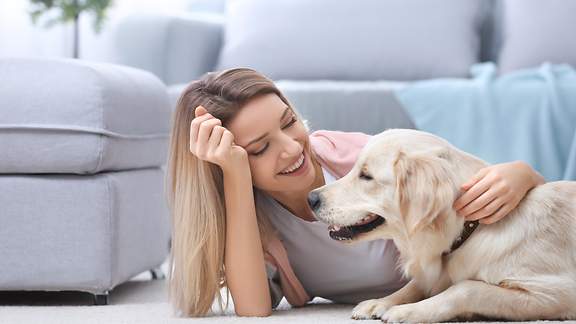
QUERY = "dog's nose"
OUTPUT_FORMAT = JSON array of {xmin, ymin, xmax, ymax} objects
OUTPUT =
[{"xmin": 307, "ymin": 191, "xmax": 322, "ymax": 211}]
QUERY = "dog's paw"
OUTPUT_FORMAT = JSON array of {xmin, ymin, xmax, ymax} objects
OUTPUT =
[
  {"xmin": 351, "ymin": 298, "xmax": 396, "ymax": 320},
  {"xmin": 381, "ymin": 304, "xmax": 434, "ymax": 323}
]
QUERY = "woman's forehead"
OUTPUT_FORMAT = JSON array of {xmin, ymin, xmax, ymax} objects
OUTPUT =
[{"xmin": 228, "ymin": 94, "xmax": 290, "ymax": 147}]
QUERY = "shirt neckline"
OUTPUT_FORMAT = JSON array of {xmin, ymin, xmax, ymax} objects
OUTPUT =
[{"xmin": 267, "ymin": 166, "xmax": 336, "ymax": 225}]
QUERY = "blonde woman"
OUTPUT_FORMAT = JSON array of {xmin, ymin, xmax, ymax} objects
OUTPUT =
[{"xmin": 164, "ymin": 68, "xmax": 545, "ymax": 317}]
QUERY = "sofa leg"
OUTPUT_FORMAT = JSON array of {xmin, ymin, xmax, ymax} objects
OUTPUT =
[
  {"xmin": 150, "ymin": 267, "xmax": 165, "ymax": 280},
  {"xmin": 93, "ymin": 292, "xmax": 109, "ymax": 305}
]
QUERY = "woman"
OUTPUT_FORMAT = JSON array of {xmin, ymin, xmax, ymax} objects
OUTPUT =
[{"xmin": 164, "ymin": 68, "xmax": 545, "ymax": 317}]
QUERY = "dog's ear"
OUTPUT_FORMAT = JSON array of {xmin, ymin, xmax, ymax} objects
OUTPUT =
[{"xmin": 394, "ymin": 149, "xmax": 455, "ymax": 235}]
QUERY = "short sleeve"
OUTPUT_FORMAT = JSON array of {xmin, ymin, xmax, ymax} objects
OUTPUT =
[{"xmin": 265, "ymin": 260, "xmax": 284, "ymax": 309}]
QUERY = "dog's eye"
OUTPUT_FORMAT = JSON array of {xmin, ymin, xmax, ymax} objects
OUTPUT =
[{"xmin": 359, "ymin": 171, "xmax": 373, "ymax": 181}]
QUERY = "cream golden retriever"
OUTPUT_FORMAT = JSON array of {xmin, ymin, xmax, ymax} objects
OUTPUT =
[{"xmin": 309, "ymin": 129, "xmax": 576, "ymax": 322}]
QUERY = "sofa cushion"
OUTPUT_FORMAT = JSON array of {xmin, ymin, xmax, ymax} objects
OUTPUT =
[
  {"xmin": 498, "ymin": 0, "xmax": 576, "ymax": 73},
  {"xmin": 0, "ymin": 58, "xmax": 171, "ymax": 174},
  {"xmin": 217, "ymin": 0, "xmax": 484, "ymax": 81}
]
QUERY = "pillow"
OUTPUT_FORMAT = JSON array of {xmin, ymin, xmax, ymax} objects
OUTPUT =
[
  {"xmin": 498, "ymin": 0, "xmax": 576, "ymax": 73},
  {"xmin": 217, "ymin": 0, "xmax": 484, "ymax": 81}
]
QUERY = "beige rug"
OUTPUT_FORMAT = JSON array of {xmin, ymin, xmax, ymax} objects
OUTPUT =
[
  {"xmin": 0, "ymin": 261, "xmax": 571, "ymax": 323},
  {"xmin": 0, "ymin": 280, "xmax": 360, "ymax": 323}
]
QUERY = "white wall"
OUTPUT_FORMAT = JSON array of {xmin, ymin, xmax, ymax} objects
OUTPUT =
[{"xmin": 0, "ymin": 0, "xmax": 188, "ymax": 61}]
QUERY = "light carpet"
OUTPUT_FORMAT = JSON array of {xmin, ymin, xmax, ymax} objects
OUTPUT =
[{"xmin": 0, "ymin": 261, "xmax": 570, "ymax": 324}]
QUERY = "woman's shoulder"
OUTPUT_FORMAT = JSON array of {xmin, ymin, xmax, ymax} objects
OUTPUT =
[{"xmin": 309, "ymin": 130, "xmax": 372, "ymax": 178}]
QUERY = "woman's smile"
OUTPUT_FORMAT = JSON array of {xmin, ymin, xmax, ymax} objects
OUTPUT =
[{"xmin": 278, "ymin": 151, "xmax": 308, "ymax": 176}]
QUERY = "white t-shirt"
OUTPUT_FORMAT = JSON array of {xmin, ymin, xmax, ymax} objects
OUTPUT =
[{"xmin": 255, "ymin": 166, "xmax": 407, "ymax": 305}]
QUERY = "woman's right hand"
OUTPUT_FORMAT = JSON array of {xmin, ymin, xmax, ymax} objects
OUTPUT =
[{"xmin": 189, "ymin": 106, "xmax": 249, "ymax": 173}]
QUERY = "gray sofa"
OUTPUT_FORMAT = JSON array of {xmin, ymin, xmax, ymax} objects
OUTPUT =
[
  {"xmin": 0, "ymin": 58, "xmax": 172, "ymax": 305},
  {"xmin": 110, "ymin": 0, "xmax": 576, "ymax": 135}
]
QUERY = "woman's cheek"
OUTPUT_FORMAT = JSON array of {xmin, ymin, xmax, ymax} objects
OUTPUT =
[{"xmin": 249, "ymin": 157, "xmax": 276, "ymax": 187}]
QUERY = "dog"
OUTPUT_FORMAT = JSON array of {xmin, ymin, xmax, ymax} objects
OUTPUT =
[{"xmin": 308, "ymin": 129, "xmax": 576, "ymax": 322}]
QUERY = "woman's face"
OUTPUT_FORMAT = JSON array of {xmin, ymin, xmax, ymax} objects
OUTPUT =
[{"xmin": 226, "ymin": 93, "xmax": 316, "ymax": 193}]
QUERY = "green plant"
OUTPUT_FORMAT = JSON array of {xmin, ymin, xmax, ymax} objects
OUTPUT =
[{"xmin": 29, "ymin": 0, "xmax": 114, "ymax": 58}]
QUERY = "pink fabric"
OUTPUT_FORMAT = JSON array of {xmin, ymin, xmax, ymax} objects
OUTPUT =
[
  {"xmin": 309, "ymin": 130, "xmax": 372, "ymax": 177},
  {"xmin": 263, "ymin": 130, "xmax": 372, "ymax": 307}
]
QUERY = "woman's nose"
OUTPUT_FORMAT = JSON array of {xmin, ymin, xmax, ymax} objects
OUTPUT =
[{"xmin": 279, "ymin": 136, "xmax": 301, "ymax": 158}]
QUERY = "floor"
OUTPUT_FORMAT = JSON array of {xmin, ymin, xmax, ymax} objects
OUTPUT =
[{"xmin": 0, "ymin": 260, "xmax": 572, "ymax": 323}]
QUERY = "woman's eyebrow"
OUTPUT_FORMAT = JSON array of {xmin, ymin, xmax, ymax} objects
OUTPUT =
[{"xmin": 243, "ymin": 106, "xmax": 291, "ymax": 148}]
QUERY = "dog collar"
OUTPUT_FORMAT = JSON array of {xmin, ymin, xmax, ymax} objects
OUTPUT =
[{"xmin": 443, "ymin": 220, "xmax": 479, "ymax": 256}]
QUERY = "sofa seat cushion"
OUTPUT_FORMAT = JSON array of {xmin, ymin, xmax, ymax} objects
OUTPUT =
[{"xmin": 0, "ymin": 58, "xmax": 171, "ymax": 174}]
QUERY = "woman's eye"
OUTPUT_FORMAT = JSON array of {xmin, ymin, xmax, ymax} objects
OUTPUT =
[
  {"xmin": 251, "ymin": 115, "xmax": 298, "ymax": 157},
  {"xmin": 253, "ymin": 143, "xmax": 269, "ymax": 156},
  {"xmin": 282, "ymin": 116, "xmax": 297, "ymax": 129}
]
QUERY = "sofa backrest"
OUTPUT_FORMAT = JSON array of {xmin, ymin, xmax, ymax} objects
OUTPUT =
[
  {"xmin": 217, "ymin": 0, "xmax": 487, "ymax": 81},
  {"xmin": 204, "ymin": 0, "xmax": 576, "ymax": 80}
]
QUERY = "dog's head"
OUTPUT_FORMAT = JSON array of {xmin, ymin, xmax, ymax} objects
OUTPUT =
[{"xmin": 310, "ymin": 129, "xmax": 485, "ymax": 247}]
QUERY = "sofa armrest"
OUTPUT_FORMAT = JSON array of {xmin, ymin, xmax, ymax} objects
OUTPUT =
[{"xmin": 112, "ymin": 13, "xmax": 223, "ymax": 86}]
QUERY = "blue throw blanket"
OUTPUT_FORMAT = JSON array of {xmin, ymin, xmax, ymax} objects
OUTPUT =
[{"xmin": 395, "ymin": 62, "xmax": 576, "ymax": 181}]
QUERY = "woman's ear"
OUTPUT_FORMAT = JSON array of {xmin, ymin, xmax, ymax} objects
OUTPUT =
[{"xmin": 394, "ymin": 150, "xmax": 455, "ymax": 235}]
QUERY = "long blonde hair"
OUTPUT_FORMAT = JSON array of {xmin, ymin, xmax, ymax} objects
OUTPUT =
[{"xmin": 164, "ymin": 68, "xmax": 308, "ymax": 317}]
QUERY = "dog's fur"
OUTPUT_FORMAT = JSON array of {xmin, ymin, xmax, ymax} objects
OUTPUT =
[{"xmin": 311, "ymin": 129, "xmax": 576, "ymax": 322}]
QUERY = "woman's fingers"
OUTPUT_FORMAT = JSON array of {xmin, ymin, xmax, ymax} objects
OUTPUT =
[
  {"xmin": 195, "ymin": 105, "xmax": 208, "ymax": 117},
  {"xmin": 464, "ymin": 195, "xmax": 504, "ymax": 221},
  {"xmin": 479, "ymin": 203, "xmax": 512, "ymax": 224},
  {"xmin": 218, "ymin": 129, "xmax": 234, "ymax": 152},
  {"xmin": 453, "ymin": 175, "xmax": 492, "ymax": 212},
  {"xmin": 187, "ymin": 107, "xmax": 246, "ymax": 170},
  {"xmin": 196, "ymin": 119, "xmax": 222, "ymax": 156},
  {"xmin": 189, "ymin": 113, "xmax": 214, "ymax": 152},
  {"xmin": 457, "ymin": 187, "xmax": 499, "ymax": 218},
  {"xmin": 207, "ymin": 125, "xmax": 225, "ymax": 154}
]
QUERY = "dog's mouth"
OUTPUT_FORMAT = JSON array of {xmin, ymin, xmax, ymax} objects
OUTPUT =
[{"xmin": 328, "ymin": 213, "xmax": 386, "ymax": 241}]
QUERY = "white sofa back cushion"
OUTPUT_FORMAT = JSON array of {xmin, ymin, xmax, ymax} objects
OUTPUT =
[
  {"xmin": 498, "ymin": 0, "xmax": 576, "ymax": 73},
  {"xmin": 217, "ymin": 0, "xmax": 484, "ymax": 81}
]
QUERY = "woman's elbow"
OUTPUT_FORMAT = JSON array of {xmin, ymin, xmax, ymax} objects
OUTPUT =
[{"xmin": 235, "ymin": 307, "xmax": 272, "ymax": 317}]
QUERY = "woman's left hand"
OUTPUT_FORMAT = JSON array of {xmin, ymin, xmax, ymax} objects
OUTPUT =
[{"xmin": 452, "ymin": 161, "xmax": 545, "ymax": 224}]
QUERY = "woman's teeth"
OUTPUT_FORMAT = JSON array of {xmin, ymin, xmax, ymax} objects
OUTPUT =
[{"xmin": 280, "ymin": 153, "xmax": 304, "ymax": 174}]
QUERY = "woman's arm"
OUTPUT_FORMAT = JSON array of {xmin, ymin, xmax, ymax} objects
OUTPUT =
[
  {"xmin": 190, "ymin": 106, "xmax": 272, "ymax": 316},
  {"xmin": 453, "ymin": 161, "xmax": 545, "ymax": 224},
  {"xmin": 223, "ymin": 164, "xmax": 272, "ymax": 317}
]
